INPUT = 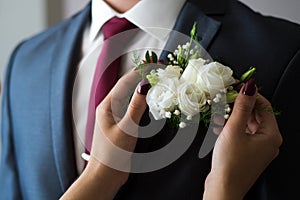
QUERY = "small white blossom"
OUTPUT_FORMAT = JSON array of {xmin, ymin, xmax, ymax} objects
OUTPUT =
[
  {"xmin": 225, "ymin": 106, "xmax": 231, "ymax": 113},
  {"xmin": 216, "ymin": 93, "xmax": 222, "ymax": 99},
  {"xmin": 224, "ymin": 114, "xmax": 230, "ymax": 119},
  {"xmin": 174, "ymin": 110, "xmax": 180, "ymax": 115},
  {"xmin": 220, "ymin": 88, "xmax": 227, "ymax": 93},
  {"xmin": 186, "ymin": 115, "xmax": 192, "ymax": 120},
  {"xmin": 179, "ymin": 122, "xmax": 187, "ymax": 128},
  {"xmin": 213, "ymin": 97, "xmax": 220, "ymax": 103},
  {"xmin": 167, "ymin": 54, "xmax": 174, "ymax": 61},
  {"xmin": 165, "ymin": 111, "xmax": 172, "ymax": 118},
  {"xmin": 207, "ymin": 99, "xmax": 212, "ymax": 105}
]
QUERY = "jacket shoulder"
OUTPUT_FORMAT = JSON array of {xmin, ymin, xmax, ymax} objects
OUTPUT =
[
  {"xmin": 233, "ymin": 1, "xmax": 300, "ymax": 44},
  {"xmin": 15, "ymin": 4, "xmax": 90, "ymax": 57}
]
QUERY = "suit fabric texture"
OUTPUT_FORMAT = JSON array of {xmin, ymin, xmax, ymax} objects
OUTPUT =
[{"xmin": 1, "ymin": 0, "xmax": 300, "ymax": 199}]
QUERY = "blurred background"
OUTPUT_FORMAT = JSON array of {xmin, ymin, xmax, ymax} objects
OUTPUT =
[
  {"xmin": 0, "ymin": 0, "xmax": 300, "ymax": 153},
  {"xmin": 1, "ymin": 0, "xmax": 300, "ymax": 91}
]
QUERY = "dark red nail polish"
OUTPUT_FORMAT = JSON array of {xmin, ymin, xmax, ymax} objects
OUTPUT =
[
  {"xmin": 137, "ymin": 78, "xmax": 151, "ymax": 95},
  {"xmin": 243, "ymin": 78, "xmax": 256, "ymax": 96}
]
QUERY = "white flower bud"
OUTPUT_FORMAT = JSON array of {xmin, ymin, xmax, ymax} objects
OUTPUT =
[
  {"xmin": 165, "ymin": 111, "xmax": 172, "ymax": 118},
  {"xmin": 207, "ymin": 100, "xmax": 212, "ymax": 105},
  {"xmin": 179, "ymin": 122, "xmax": 187, "ymax": 128},
  {"xmin": 225, "ymin": 107, "xmax": 231, "ymax": 113},
  {"xmin": 185, "ymin": 42, "xmax": 190, "ymax": 48},
  {"xmin": 213, "ymin": 97, "xmax": 220, "ymax": 103},
  {"xmin": 174, "ymin": 110, "xmax": 180, "ymax": 115},
  {"xmin": 186, "ymin": 115, "xmax": 192, "ymax": 120},
  {"xmin": 216, "ymin": 93, "xmax": 222, "ymax": 99},
  {"xmin": 220, "ymin": 88, "xmax": 227, "ymax": 93}
]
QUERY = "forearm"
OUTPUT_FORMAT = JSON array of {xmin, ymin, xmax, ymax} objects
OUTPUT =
[{"xmin": 61, "ymin": 157, "xmax": 124, "ymax": 200}]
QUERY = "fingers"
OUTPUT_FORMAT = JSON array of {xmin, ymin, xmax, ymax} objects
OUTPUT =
[
  {"xmin": 118, "ymin": 78, "xmax": 150, "ymax": 136},
  {"xmin": 98, "ymin": 70, "xmax": 150, "ymax": 137},
  {"xmin": 255, "ymin": 94, "xmax": 283, "ymax": 147},
  {"xmin": 100, "ymin": 70, "xmax": 141, "ymax": 123},
  {"xmin": 255, "ymin": 94, "xmax": 276, "ymax": 124},
  {"xmin": 225, "ymin": 79, "xmax": 257, "ymax": 135}
]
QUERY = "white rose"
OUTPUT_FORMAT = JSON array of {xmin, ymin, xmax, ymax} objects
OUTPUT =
[
  {"xmin": 197, "ymin": 62, "xmax": 235, "ymax": 97},
  {"xmin": 146, "ymin": 78, "xmax": 179, "ymax": 120},
  {"xmin": 181, "ymin": 58, "xmax": 207, "ymax": 83},
  {"xmin": 156, "ymin": 65, "xmax": 182, "ymax": 79},
  {"xmin": 177, "ymin": 82, "xmax": 208, "ymax": 117}
]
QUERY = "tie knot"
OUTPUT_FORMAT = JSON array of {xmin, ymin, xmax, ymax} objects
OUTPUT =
[{"xmin": 102, "ymin": 17, "xmax": 136, "ymax": 40}]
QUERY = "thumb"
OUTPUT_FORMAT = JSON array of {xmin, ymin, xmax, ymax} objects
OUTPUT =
[
  {"xmin": 118, "ymin": 78, "xmax": 150, "ymax": 134},
  {"xmin": 226, "ymin": 78, "xmax": 257, "ymax": 134}
]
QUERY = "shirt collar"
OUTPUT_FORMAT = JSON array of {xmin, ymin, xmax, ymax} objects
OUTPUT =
[{"xmin": 90, "ymin": 0, "xmax": 186, "ymax": 41}]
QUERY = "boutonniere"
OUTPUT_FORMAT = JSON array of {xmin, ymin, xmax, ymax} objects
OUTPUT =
[{"xmin": 134, "ymin": 23, "xmax": 276, "ymax": 128}]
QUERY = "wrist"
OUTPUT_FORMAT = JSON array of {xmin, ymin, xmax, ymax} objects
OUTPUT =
[
  {"xmin": 61, "ymin": 156, "xmax": 128, "ymax": 199},
  {"xmin": 85, "ymin": 156, "xmax": 129, "ymax": 189},
  {"xmin": 203, "ymin": 171, "xmax": 244, "ymax": 200}
]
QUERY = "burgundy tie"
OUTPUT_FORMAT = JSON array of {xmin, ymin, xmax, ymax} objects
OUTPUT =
[{"xmin": 85, "ymin": 17, "xmax": 136, "ymax": 153}]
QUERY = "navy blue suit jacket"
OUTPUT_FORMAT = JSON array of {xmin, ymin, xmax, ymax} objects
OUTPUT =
[{"xmin": 1, "ymin": 0, "xmax": 300, "ymax": 199}]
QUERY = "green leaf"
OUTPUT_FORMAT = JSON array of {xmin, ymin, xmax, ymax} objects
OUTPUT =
[
  {"xmin": 226, "ymin": 90, "xmax": 238, "ymax": 103},
  {"xmin": 240, "ymin": 67, "xmax": 256, "ymax": 82},
  {"xmin": 145, "ymin": 50, "xmax": 151, "ymax": 63},
  {"xmin": 190, "ymin": 22, "xmax": 198, "ymax": 41},
  {"xmin": 152, "ymin": 52, "xmax": 158, "ymax": 63},
  {"xmin": 167, "ymin": 114, "xmax": 181, "ymax": 129},
  {"xmin": 146, "ymin": 74, "xmax": 159, "ymax": 86}
]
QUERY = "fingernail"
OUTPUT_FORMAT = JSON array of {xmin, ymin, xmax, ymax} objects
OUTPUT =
[
  {"xmin": 243, "ymin": 78, "xmax": 256, "ymax": 96},
  {"xmin": 137, "ymin": 78, "xmax": 151, "ymax": 95}
]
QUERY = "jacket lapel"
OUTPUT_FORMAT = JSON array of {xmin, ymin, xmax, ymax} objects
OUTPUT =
[
  {"xmin": 160, "ymin": 1, "xmax": 222, "ymax": 61},
  {"xmin": 50, "ymin": 3, "xmax": 91, "ymax": 192}
]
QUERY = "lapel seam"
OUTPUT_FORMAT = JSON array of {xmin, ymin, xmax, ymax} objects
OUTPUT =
[
  {"xmin": 49, "ymin": 3, "xmax": 91, "ymax": 192},
  {"xmin": 49, "ymin": 29, "xmax": 67, "ymax": 192}
]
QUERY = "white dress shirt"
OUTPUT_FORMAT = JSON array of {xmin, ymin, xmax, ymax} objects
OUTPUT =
[{"xmin": 72, "ymin": 0, "xmax": 186, "ymax": 174}]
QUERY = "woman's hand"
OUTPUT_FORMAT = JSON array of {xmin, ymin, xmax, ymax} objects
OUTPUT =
[
  {"xmin": 89, "ymin": 71, "xmax": 150, "ymax": 184},
  {"xmin": 61, "ymin": 70, "xmax": 149, "ymax": 200},
  {"xmin": 204, "ymin": 79, "xmax": 283, "ymax": 200}
]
